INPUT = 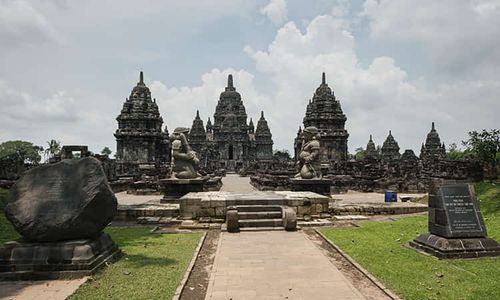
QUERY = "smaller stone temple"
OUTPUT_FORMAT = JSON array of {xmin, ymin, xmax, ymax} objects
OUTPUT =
[
  {"xmin": 114, "ymin": 72, "xmax": 170, "ymax": 178},
  {"xmin": 364, "ymin": 135, "xmax": 379, "ymax": 161},
  {"xmin": 380, "ymin": 131, "xmax": 401, "ymax": 164},
  {"xmin": 297, "ymin": 72, "xmax": 349, "ymax": 164},
  {"xmin": 420, "ymin": 122, "xmax": 447, "ymax": 165},
  {"xmin": 254, "ymin": 111, "xmax": 274, "ymax": 161}
]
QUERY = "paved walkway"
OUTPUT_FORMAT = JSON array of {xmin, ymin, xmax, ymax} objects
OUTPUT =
[
  {"xmin": 0, "ymin": 278, "xmax": 87, "ymax": 300},
  {"xmin": 220, "ymin": 174, "xmax": 256, "ymax": 192},
  {"xmin": 205, "ymin": 231, "xmax": 365, "ymax": 300}
]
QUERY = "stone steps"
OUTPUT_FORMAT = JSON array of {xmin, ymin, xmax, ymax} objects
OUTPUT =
[
  {"xmin": 238, "ymin": 211, "xmax": 282, "ymax": 220},
  {"xmin": 236, "ymin": 205, "xmax": 284, "ymax": 230},
  {"xmin": 226, "ymin": 203, "xmax": 297, "ymax": 232},
  {"xmin": 235, "ymin": 205, "xmax": 282, "ymax": 212},
  {"xmin": 238, "ymin": 218, "xmax": 284, "ymax": 228}
]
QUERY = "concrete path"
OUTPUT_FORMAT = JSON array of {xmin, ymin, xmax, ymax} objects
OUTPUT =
[
  {"xmin": 220, "ymin": 174, "xmax": 256, "ymax": 193},
  {"xmin": 205, "ymin": 231, "xmax": 365, "ymax": 300},
  {"xmin": 0, "ymin": 278, "xmax": 87, "ymax": 300}
]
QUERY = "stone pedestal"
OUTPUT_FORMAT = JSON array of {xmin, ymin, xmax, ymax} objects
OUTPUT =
[
  {"xmin": 159, "ymin": 177, "xmax": 207, "ymax": 203},
  {"xmin": 410, "ymin": 182, "xmax": 500, "ymax": 259},
  {"xmin": 0, "ymin": 233, "xmax": 121, "ymax": 280},
  {"xmin": 290, "ymin": 178, "xmax": 332, "ymax": 197},
  {"xmin": 410, "ymin": 233, "xmax": 500, "ymax": 259}
]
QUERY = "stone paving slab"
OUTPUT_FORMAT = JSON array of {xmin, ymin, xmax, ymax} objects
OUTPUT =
[
  {"xmin": 220, "ymin": 175, "xmax": 256, "ymax": 192},
  {"xmin": 205, "ymin": 231, "xmax": 365, "ymax": 300},
  {"xmin": 0, "ymin": 278, "xmax": 87, "ymax": 300}
]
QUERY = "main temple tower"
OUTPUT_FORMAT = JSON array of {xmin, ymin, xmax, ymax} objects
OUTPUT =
[{"xmin": 212, "ymin": 75, "xmax": 253, "ymax": 171}]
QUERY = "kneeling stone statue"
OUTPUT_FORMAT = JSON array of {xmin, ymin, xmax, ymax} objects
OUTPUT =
[
  {"xmin": 296, "ymin": 126, "xmax": 322, "ymax": 179},
  {"xmin": 170, "ymin": 127, "xmax": 201, "ymax": 179}
]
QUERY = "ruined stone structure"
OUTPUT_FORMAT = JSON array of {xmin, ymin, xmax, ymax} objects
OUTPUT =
[
  {"xmin": 115, "ymin": 72, "xmax": 170, "ymax": 178},
  {"xmin": 188, "ymin": 74, "xmax": 273, "ymax": 172},
  {"xmin": 296, "ymin": 72, "xmax": 348, "ymax": 164},
  {"xmin": 342, "ymin": 124, "xmax": 482, "ymax": 193}
]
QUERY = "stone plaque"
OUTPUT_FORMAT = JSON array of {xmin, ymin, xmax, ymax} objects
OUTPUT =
[{"xmin": 429, "ymin": 183, "xmax": 486, "ymax": 238}]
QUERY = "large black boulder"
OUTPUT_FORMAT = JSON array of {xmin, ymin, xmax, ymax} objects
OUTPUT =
[{"xmin": 5, "ymin": 157, "xmax": 117, "ymax": 242}]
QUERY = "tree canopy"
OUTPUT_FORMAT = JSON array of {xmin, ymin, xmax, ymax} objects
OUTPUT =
[
  {"xmin": 0, "ymin": 140, "xmax": 43, "ymax": 165},
  {"xmin": 101, "ymin": 147, "xmax": 112, "ymax": 156}
]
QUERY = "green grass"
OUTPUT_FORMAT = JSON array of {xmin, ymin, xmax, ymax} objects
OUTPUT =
[
  {"xmin": 0, "ymin": 188, "xmax": 19, "ymax": 244},
  {"xmin": 71, "ymin": 228, "xmax": 202, "ymax": 300},
  {"xmin": 321, "ymin": 182, "xmax": 500, "ymax": 300}
]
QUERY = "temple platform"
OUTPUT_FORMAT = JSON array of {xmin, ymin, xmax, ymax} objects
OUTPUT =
[{"xmin": 179, "ymin": 191, "xmax": 329, "ymax": 219}]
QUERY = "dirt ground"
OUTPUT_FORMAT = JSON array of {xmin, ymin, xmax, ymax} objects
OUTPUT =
[{"xmin": 180, "ymin": 230, "xmax": 220, "ymax": 300}]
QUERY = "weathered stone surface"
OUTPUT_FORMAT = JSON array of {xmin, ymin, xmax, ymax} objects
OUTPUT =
[
  {"xmin": 282, "ymin": 207, "xmax": 297, "ymax": 231},
  {"xmin": 0, "ymin": 232, "xmax": 120, "ymax": 279},
  {"xmin": 290, "ymin": 178, "xmax": 332, "ymax": 197},
  {"xmin": 410, "ymin": 233, "xmax": 500, "ymax": 259},
  {"xmin": 5, "ymin": 157, "xmax": 117, "ymax": 242},
  {"xmin": 226, "ymin": 207, "xmax": 239, "ymax": 233},
  {"xmin": 159, "ymin": 177, "xmax": 207, "ymax": 203}
]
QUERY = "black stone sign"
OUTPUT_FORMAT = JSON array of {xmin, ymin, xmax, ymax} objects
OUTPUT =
[
  {"xmin": 411, "ymin": 181, "xmax": 500, "ymax": 259},
  {"xmin": 429, "ymin": 183, "xmax": 486, "ymax": 238}
]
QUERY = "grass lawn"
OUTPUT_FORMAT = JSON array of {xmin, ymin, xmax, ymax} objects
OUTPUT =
[
  {"xmin": 321, "ymin": 182, "xmax": 500, "ymax": 300},
  {"xmin": 71, "ymin": 228, "xmax": 203, "ymax": 300}
]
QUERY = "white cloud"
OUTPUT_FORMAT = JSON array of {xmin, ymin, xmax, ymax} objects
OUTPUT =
[
  {"xmin": 362, "ymin": 0, "xmax": 500, "ymax": 78},
  {"xmin": 260, "ymin": 0, "xmax": 288, "ymax": 25},
  {"xmin": 0, "ymin": 0, "xmax": 58, "ymax": 48},
  {"xmin": 244, "ymin": 12, "xmax": 500, "ymax": 152},
  {"xmin": 0, "ymin": 79, "xmax": 116, "ymax": 153}
]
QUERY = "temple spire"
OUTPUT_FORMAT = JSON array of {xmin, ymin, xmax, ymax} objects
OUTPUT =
[
  {"xmin": 322, "ymin": 72, "xmax": 326, "ymax": 85},
  {"xmin": 431, "ymin": 122, "xmax": 435, "ymax": 131},
  {"xmin": 369, "ymin": 134, "xmax": 373, "ymax": 141},
  {"xmin": 196, "ymin": 110, "xmax": 200, "ymax": 118},
  {"xmin": 261, "ymin": 111, "xmax": 264, "ymax": 119},
  {"xmin": 228, "ymin": 74, "xmax": 233, "ymax": 88},
  {"xmin": 139, "ymin": 71, "xmax": 144, "ymax": 85}
]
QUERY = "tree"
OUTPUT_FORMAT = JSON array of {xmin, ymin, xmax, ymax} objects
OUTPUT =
[
  {"xmin": 354, "ymin": 147, "xmax": 366, "ymax": 161},
  {"xmin": 462, "ymin": 129, "xmax": 499, "ymax": 177},
  {"xmin": 101, "ymin": 147, "xmax": 112, "ymax": 156},
  {"xmin": 45, "ymin": 139, "xmax": 61, "ymax": 159},
  {"xmin": 273, "ymin": 149, "xmax": 291, "ymax": 162},
  {"xmin": 447, "ymin": 143, "xmax": 475, "ymax": 161},
  {"xmin": 0, "ymin": 140, "xmax": 43, "ymax": 165}
]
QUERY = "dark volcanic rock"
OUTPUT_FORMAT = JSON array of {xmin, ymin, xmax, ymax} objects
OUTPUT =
[{"xmin": 5, "ymin": 157, "xmax": 117, "ymax": 242}]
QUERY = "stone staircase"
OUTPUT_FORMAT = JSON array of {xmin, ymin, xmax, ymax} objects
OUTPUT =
[{"xmin": 225, "ymin": 205, "xmax": 297, "ymax": 232}]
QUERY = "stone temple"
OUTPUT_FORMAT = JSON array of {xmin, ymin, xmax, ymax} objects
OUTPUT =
[
  {"xmin": 188, "ymin": 74, "xmax": 274, "ymax": 172},
  {"xmin": 295, "ymin": 72, "xmax": 349, "ymax": 166},
  {"xmin": 114, "ymin": 72, "xmax": 170, "ymax": 178}
]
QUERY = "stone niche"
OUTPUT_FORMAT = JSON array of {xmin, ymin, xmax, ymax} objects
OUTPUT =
[
  {"xmin": 0, "ymin": 158, "xmax": 121, "ymax": 279},
  {"xmin": 410, "ymin": 182, "xmax": 500, "ymax": 259}
]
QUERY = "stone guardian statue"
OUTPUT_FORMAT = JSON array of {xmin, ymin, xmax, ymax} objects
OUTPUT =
[
  {"xmin": 170, "ymin": 127, "xmax": 200, "ymax": 179},
  {"xmin": 295, "ymin": 126, "xmax": 322, "ymax": 179}
]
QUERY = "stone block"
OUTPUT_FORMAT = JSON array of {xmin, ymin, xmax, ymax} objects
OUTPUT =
[{"xmin": 226, "ymin": 209, "xmax": 239, "ymax": 233}]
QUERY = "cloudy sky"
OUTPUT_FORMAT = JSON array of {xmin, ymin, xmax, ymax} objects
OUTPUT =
[{"xmin": 1, "ymin": 0, "xmax": 499, "ymax": 156}]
